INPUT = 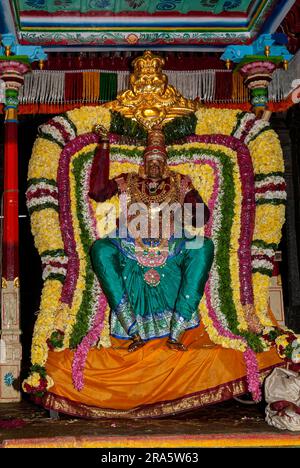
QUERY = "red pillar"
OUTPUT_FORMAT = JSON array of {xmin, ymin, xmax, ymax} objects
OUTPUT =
[
  {"xmin": 0, "ymin": 60, "xmax": 30, "ymax": 402},
  {"xmin": 2, "ymin": 105, "xmax": 19, "ymax": 281}
]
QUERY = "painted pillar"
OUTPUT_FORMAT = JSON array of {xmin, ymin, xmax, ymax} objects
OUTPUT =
[
  {"xmin": 220, "ymin": 34, "xmax": 293, "ymax": 117},
  {"xmin": 0, "ymin": 58, "xmax": 30, "ymax": 402},
  {"xmin": 239, "ymin": 61, "xmax": 278, "ymax": 117}
]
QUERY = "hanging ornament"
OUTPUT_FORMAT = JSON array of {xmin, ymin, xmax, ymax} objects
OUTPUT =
[{"xmin": 143, "ymin": 268, "xmax": 161, "ymax": 287}]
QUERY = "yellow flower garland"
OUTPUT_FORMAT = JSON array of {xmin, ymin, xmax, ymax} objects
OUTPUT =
[
  {"xmin": 28, "ymin": 138, "xmax": 61, "ymax": 181},
  {"xmin": 31, "ymin": 279, "xmax": 63, "ymax": 366},
  {"xmin": 31, "ymin": 209, "xmax": 64, "ymax": 254},
  {"xmin": 253, "ymin": 272, "xmax": 274, "ymax": 328},
  {"xmin": 171, "ymin": 142, "xmax": 248, "ymax": 333},
  {"xmin": 249, "ymin": 129, "xmax": 285, "ymax": 326},
  {"xmin": 199, "ymin": 297, "xmax": 247, "ymax": 352},
  {"xmin": 67, "ymin": 106, "xmax": 111, "ymax": 136},
  {"xmin": 194, "ymin": 110, "xmax": 285, "ymax": 331},
  {"xmin": 27, "ymin": 130, "xmax": 65, "ymax": 371},
  {"xmin": 248, "ymin": 130, "xmax": 284, "ymax": 174},
  {"xmin": 195, "ymin": 108, "xmax": 240, "ymax": 136},
  {"xmin": 253, "ymin": 204, "xmax": 285, "ymax": 245}
]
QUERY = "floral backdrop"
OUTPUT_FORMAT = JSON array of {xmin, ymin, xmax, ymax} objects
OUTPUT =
[{"xmin": 23, "ymin": 105, "xmax": 295, "ymax": 401}]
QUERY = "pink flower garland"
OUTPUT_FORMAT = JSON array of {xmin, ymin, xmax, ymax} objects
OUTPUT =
[
  {"xmin": 185, "ymin": 136, "xmax": 260, "ymax": 400},
  {"xmin": 57, "ymin": 133, "xmax": 98, "ymax": 306},
  {"xmin": 186, "ymin": 134, "xmax": 255, "ymax": 306},
  {"xmin": 243, "ymin": 347, "xmax": 262, "ymax": 402},
  {"xmin": 69, "ymin": 141, "xmax": 110, "ymax": 390},
  {"xmin": 205, "ymin": 279, "xmax": 261, "ymax": 401},
  {"xmin": 72, "ymin": 292, "xmax": 107, "ymax": 391}
]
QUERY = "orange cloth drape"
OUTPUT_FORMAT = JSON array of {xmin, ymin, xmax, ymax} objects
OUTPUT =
[{"xmin": 46, "ymin": 323, "xmax": 283, "ymax": 415}]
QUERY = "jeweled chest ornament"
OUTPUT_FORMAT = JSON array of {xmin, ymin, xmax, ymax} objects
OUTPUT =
[
  {"xmin": 148, "ymin": 180, "xmax": 159, "ymax": 194},
  {"xmin": 135, "ymin": 238, "xmax": 168, "ymax": 286},
  {"xmin": 143, "ymin": 269, "xmax": 161, "ymax": 287}
]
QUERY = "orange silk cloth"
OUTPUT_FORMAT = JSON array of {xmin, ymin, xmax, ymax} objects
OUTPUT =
[{"xmin": 46, "ymin": 323, "xmax": 283, "ymax": 413}]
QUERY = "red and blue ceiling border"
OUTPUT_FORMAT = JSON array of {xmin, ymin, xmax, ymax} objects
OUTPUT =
[{"xmin": 1, "ymin": 0, "xmax": 297, "ymax": 50}]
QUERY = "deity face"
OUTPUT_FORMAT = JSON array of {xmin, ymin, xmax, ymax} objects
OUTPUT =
[{"xmin": 145, "ymin": 159, "xmax": 165, "ymax": 180}]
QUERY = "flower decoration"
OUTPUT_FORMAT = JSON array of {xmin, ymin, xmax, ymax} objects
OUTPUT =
[
  {"xmin": 262, "ymin": 327, "xmax": 300, "ymax": 366},
  {"xmin": 4, "ymin": 373, "xmax": 14, "ymax": 387},
  {"xmin": 22, "ymin": 365, "xmax": 54, "ymax": 398},
  {"xmin": 46, "ymin": 329, "xmax": 65, "ymax": 351},
  {"xmin": 24, "ymin": 105, "xmax": 287, "ymax": 401}
]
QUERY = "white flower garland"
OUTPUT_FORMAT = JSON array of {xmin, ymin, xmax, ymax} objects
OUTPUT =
[{"xmin": 27, "ymin": 195, "xmax": 59, "ymax": 209}]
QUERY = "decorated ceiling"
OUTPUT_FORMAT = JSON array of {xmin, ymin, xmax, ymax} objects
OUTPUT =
[{"xmin": 0, "ymin": 0, "xmax": 296, "ymax": 50}]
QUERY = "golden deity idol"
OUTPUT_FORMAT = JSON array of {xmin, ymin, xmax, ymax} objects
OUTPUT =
[{"xmin": 105, "ymin": 50, "xmax": 197, "ymax": 129}]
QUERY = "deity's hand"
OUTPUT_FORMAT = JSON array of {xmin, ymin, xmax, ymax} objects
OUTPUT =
[
  {"xmin": 167, "ymin": 339, "xmax": 188, "ymax": 352},
  {"xmin": 128, "ymin": 335, "xmax": 145, "ymax": 353},
  {"xmin": 94, "ymin": 124, "xmax": 109, "ymax": 141}
]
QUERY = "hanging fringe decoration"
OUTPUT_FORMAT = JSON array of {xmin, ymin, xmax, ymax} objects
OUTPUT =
[
  {"xmin": 117, "ymin": 71, "xmax": 130, "ymax": 94},
  {"xmin": 65, "ymin": 72, "xmax": 78, "ymax": 103},
  {"xmin": 268, "ymin": 50, "xmax": 300, "ymax": 101},
  {"xmin": 100, "ymin": 72, "xmax": 118, "ymax": 102},
  {"xmin": 165, "ymin": 70, "xmax": 216, "ymax": 101},
  {"xmin": 232, "ymin": 72, "xmax": 250, "ymax": 103},
  {"xmin": 19, "ymin": 71, "xmax": 65, "ymax": 105},
  {"xmin": 215, "ymin": 71, "xmax": 233, "ymax": 103},
  {"xmin": 4, "ymin": 63, "xmax": 296, "ymax": 115},
  {"xmin": 0, "ymin": 79, "xmax": 5, "ymax": 103},
  {"xmin": 17, "ymin": 69, "xmax": 249, "ymax": 106}
]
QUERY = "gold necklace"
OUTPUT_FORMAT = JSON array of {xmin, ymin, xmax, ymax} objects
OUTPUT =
[
  {"xmin": 146, "ymin": 180, "xmax": 165, "ymax": 195},
  {"xmin": 128, "ymin": 174, "xmax": 179, "ymax": 205},
  {"xmin": 135, "ymin": 237, "xmax": 168, "ymax": 252}
]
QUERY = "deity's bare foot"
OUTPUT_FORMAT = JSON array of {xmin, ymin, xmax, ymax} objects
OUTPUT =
[
  {"xmin": 128, "ymin": 335, "xmax": 145, "ymax": 353},
  {"xmin": 167, "ymin": 339, "xmax": 187, "ymax": 351}
]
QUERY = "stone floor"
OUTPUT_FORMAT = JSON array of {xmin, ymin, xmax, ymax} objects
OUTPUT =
[{"xmin": 0, "ymin": 396, "xmax": 288, "ymax": 444}]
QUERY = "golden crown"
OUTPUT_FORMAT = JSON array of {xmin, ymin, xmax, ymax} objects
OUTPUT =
[{"xmin": 132, "ymin": 50, "xmax": 165, "ymax": 76}]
